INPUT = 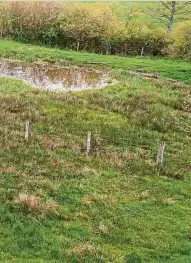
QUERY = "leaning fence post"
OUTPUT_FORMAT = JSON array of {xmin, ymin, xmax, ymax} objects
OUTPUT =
[
  {"xmin": 25, "ymin": 120, "xmax": 30, "ymax": 141},
  {"xmin": 156, "ymin": 141, "xmax": 165, "ymax": 166},
  {"xmin": 86, "ymin": 131, "xmax": 91, "ymax": 155}
]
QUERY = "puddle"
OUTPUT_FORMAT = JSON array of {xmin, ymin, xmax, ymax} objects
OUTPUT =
[{"xmin": 0, "ymin": 60, "xmax": 110, "ymax": 91}]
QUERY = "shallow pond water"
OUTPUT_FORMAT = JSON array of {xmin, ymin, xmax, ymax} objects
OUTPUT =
[{"xmin": 0, "ymin": 60, "xmax": 109, "ymax": 91}]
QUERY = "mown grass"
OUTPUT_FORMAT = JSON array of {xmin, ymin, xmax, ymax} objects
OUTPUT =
[
  {"xmin": 0, "ymin": 40, "xmax": 191, "ymax": 84},
  {"xmin": 0, "ymin": 41, "xmax": 191, "ymax": 263}
]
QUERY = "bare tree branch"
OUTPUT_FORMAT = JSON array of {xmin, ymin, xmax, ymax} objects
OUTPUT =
[
  {"xmin": 147, "ymin": 1, "xmax": 190, "ymax": 32},
  {"xmin": 160, "ymin": 2, "xmax": 172, "ymax": 11}
]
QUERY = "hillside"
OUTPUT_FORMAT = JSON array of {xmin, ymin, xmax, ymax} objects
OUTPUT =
[{"xmin": 0, "ymin": 40, "xmax": 191, "ymax": 263}]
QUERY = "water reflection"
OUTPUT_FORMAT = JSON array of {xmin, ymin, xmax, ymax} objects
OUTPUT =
[{"xmin": 0, "ymin": 60, "xmax": 109, "ymax": 91}]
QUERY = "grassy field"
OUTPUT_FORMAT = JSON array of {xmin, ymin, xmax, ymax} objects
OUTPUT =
[{"xmin": 0, "ymin": 40, "xmax": 191, "ymax": 263}]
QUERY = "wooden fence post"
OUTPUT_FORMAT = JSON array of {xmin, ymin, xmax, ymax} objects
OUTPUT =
[
  {"xmin": 156, "ymin": 141, "xmax": 165, "ymax": 166},
  {"xmin": 25, "ymin": 120, "xmax": 30, "ymax": 141},
  {"xmin": 77, "ymin": 41, "xmax": 80, "ymax": 52},
  {"xmin": 86, "ymin": 131, "xmax": 91, "ymax": 155},
  {"xmin": 141, "ymin": 47, "xmax": 144, "ymax": 57}
]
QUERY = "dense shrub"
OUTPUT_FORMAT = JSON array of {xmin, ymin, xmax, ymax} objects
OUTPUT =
[
  {"xmin": 0, "ymin": 2, "xmax": 61, "ymax": 44},
  {"xmin": 0, "ymin": 2, "xmax": 169, "ymax": 56},
  {"xmin": 168, "ymin": 21, "xmax": 191, "ymax": 59},
  {"xmin": 58, "ymin": 4, "xmax": 118, "ymax": 52},
  {"xmin": 105, "ymin": 25, "xmax": 168, "ymax": 56},
  {"xmin": 0, "ymin": 3, "xmax": 11, "ymax": 38}
]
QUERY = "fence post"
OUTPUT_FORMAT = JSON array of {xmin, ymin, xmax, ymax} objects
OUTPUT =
[
  {"xmin": 4, "ymin": 127, "xmax": 8, "ymax": 145},
  {"xmin": 156, "ymin": 141, "xmax": 165, "ymax": 166},
  {"xmin": 141, "ymin": 47, "xmax": 144, "ymax": 57},
  {"xmin": 25, "ymin": 120, "xmax": 30, "ymax": 141},
  {"xmin": 77, "ymin": 41, "xmax": 80, "ymax": 52},
  {"xmin": 86, "ymin": 131, "xmax": 91, "ymax": 155}
]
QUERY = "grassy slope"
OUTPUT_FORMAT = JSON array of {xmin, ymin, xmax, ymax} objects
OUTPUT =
[
  {"xmin": 0, "ymin": 40, "xmax": 191, "ymax": 84},
  {"xmin": 0, "ymin": 41, "xmax": 191, "ymax": 263},
  {"xmin": 86, "ymin": 2, "xmax": 191, "ymax": 29}
]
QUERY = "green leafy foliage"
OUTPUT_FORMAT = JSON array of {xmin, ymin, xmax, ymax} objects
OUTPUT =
[{"xmin": 169, "ymin": 21, "xmax": 191, "ymax": 59}]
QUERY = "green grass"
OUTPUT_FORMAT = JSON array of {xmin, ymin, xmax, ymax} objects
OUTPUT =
[
  {"xmin": 0, "ymin": 41, "xmax": 191, "ymax": 263},
  {"xmin": 0, "ymin": 40, "xmax": 191, "ymax": 84}
]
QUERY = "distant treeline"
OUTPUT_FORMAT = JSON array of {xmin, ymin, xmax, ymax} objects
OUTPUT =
[{"xmin": 0, "ymin": 3, "xmax": 190, "ymax": 59}]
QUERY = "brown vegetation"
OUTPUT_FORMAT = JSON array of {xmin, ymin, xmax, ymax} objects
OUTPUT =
[{"xmin": 14, "ymin": 193, "xmax": 59, "ymax": 217}]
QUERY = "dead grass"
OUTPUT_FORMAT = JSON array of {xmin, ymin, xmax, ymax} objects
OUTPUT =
[
  {"xmin": 73, "ymin": 212, "xmax": 89, "ymax": 220},
  {"xmin": 135, "ymin": 91, "xmax": 159, "ymax": 104},
  {"xmin": 106, "ymin": 151, "xmax": 138, "ymax": 167},
  {"xmin": 97, "ymin": 222, "xmax": 109, "ymax": 235},
  {"xmin": 107, "ymin": 153, "xmax": 125, "ymax": 167},
  {"xmin": 43, "ymin": 135, "xmax": 82, "ymax": 152},
  {"xmin": 80, "ymin": 195, "xmax": 94, "ymax": 205},
  {"xmin": 0, "ymin": 164, "xmax": 28, "ymax": 177},
  {"xmin": 163, "ymin": 197, "xmax": 176, "ymax": 204},
  {"xmin": 140, "ymin": 190, "xmax": 151, "ymax": 198},
  {"xmin": 169, "ymin": 81, "xmax": 188, "ymax": 90},
  {"xmin": 80, "ymin": 167, "xmax": 98, "ymax": 175},
  {"xmin": 14, "ymin": 193, "xmax": 59, "ymax": 217},
  {"xmin": 1, "ymin": 165, "xmax": 18, "ymax": 174},
  {"xmin": 68, "ymin": 242, "xmax": 96, "ymax": 257},
  {"xmin": 102, "ymin": 147, "xmax": 138, "ymax": 168},
  {"xmin": 15, "ymin": 193, "xmax": 40, "ymax": 211}
]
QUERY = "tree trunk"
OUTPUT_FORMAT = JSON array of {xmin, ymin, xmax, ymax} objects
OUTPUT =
[{"xmin": 167, "ymin": 1, "xmax": 176, "ymax": 32}]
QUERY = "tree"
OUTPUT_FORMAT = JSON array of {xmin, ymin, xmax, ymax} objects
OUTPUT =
[{"xmin": 148, "ymin": 1, "xmax": 191, "ymax": 32}]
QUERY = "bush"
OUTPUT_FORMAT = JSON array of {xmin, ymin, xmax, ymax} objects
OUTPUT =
[
  {"xmin": 0, "ymin": 2, "xmax": 61, "ymax": 44},
  {"xmin": 168, "ymin": 21, "xmax": 191, "ymax": 59},
  {"xmin": 0, "ymin": 3, "xmax": 11, "ymax": 38},
  {"xmin": 106, "ymin": 25, "xmax": 168, "ymax": 56},
  {"xmin": 0, "ymin": 2, "xmax": 169, "ymax": 56},
  {"xmin": 58, "ymin": 4, "xmax": 118, "ymax": 52}
]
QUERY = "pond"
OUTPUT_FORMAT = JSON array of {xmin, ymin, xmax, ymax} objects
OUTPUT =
[{"xmin": 0, "ymin": 60, "xmax": 110, "ymax": 91}]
